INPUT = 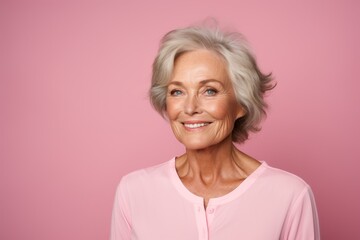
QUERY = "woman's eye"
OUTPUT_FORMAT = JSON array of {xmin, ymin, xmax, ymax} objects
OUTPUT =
[
  {"xmin": 170, "ymin": 89, "xmax": 183, "ymax": 96},
  {"xmin": 204, "ymin": 88, "xmax": 218, "ymax": 96}
]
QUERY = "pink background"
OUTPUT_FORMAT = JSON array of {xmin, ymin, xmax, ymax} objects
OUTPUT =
[{"xmin": 1, "ymin": 0, "xmax": 359, "ymax": 239}]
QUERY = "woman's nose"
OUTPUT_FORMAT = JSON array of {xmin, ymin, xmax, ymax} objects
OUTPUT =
[{"xmin": 184, "ymin": 94, "xmax": 201, "ymax": 115}]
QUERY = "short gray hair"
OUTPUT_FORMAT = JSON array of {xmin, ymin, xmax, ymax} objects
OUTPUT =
[{"xmin": 149, "ymin": 24, "xmax": 275, "ymax": 143}]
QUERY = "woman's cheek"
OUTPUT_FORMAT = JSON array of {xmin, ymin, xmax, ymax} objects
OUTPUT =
[
  {"xmin": 166, "ymin": 99, "xmax": 181, "ymax": 119},
  {"xmin": 206, "ymin": 100, "xmax": 230, "ymax": 118}
]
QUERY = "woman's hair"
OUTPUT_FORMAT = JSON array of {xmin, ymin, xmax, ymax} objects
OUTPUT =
[{"xmin": 149, "ymin": 23, "xmax": 275, "ymax": 143}]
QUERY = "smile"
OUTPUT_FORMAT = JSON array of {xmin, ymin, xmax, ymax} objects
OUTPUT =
[{"xmin": 183, "ymin": 122, "xmax": 210, "ymax": 129}]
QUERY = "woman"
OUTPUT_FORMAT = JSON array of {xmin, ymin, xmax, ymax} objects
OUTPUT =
[{"xmin": 111, "ymin": 24, "xmax": 320, "ymax": 240}]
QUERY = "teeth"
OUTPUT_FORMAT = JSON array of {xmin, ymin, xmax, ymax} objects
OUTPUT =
[{"xmin": 184, "ymin": 123, "xmax": 209, "ymax": 129}]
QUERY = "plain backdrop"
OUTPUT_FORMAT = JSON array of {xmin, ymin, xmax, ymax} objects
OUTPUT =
[{"xmin": 1, "ymin": 0, "xmax": 359, "ymax": 239}]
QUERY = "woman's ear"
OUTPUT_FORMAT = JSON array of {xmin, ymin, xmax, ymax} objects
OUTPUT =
[
  {"xmin": 235, "ymin": 105, "xmax": 246, "ymax": 119},
  {"xmin": 163, "ymin": 108, "xmax": 170, "ymax": 121}
]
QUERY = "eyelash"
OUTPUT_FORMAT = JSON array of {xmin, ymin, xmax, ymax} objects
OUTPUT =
[
  {"xmin": 168, "ymin": 88, "xmax": 219, "ymax": 96},
  {"xmin": 169, "ymin": 89, "xmax": 183, "ymax": 96},
  {"xmin": 204, "ymin": 88, "xmax": 218, "ymax": 96}
]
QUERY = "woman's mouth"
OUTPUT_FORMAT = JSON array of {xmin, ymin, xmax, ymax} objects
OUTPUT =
[{"xmin": 183, "ymin": 122, "xmax": 210, "ymax": 129}]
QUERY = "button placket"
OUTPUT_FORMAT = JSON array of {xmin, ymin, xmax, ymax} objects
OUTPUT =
[
  {"xmin": 194, "ymin": 204, "xmax": 209, "ymax": 240},
  {"xmin": 206, "ymin": 206, "xmax": 216, "ymax": 226}
]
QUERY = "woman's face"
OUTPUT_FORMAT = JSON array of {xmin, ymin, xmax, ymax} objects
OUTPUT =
[{"xmin": 166, "ymin": 50, "xmax": 245, "ymax": 150}]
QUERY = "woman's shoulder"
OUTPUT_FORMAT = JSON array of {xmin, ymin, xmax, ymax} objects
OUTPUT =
[
  {"xmin": 119, "ymin": 158, "xmax": 174, "ymax": 187},
  {"xmin": 260, "ymin": 162, "xmax": 312, "ymax": 193}
]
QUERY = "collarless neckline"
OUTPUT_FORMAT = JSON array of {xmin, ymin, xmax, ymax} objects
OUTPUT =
[{"xmin": 168, "ymin": 157, "xmax": 267, "ymax": 206}]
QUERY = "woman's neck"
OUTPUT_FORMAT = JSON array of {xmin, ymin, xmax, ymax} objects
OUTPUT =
[
  {"xmin": 176, "ymin": 136, "xmax": 251, "ymax": 182},
  {"xmin": 175, "ymin": 137, "xmax": 260, "ymax": 208}
]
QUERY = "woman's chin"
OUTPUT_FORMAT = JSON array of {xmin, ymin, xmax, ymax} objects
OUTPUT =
[
  {"xmin": 180, "ymin": 139, "xmax": 218, "ymax": 151},
  {"xmin": 178, "ymin": 134, "xmax": 233, "ymax": 151}
]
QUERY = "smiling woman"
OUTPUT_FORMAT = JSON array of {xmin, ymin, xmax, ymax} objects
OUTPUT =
[
  {"xmin": 166, "ymin": 50, "xmax": 244, "ymax": 151},
  {"xmin": 110, "ymin": 23, "xmax": 320, "ymax": 240}
]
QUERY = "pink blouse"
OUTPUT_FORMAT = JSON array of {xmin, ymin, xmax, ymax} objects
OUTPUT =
[{"xmin": 110, "ymin": 158, "xmax": 320, "ymax": 240}]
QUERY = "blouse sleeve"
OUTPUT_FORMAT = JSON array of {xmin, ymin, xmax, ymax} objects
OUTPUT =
[
  {"xmin": 110, "ymin": 177, "xmax": 132, "ymax": 240},
  {"xmin": 281, "ymin": 185, "xmax": 320, "ymax": 240}
]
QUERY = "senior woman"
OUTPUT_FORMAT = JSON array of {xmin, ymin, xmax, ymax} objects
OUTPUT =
[{"xmin": 111, "ymin": 24, "xmax": 320, "ymax": 240}]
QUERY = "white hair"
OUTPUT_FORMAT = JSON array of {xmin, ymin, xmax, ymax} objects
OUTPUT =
[{"xmin": 149, "ymin": 24, "xmax": 274, "ymax": 143}]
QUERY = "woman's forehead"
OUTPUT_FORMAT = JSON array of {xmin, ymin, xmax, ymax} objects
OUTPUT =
[{"xmin": 170, "ymin": 50, "xmax": 229, "ymax": 84}]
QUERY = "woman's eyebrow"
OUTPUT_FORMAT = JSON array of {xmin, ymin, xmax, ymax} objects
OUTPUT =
[
  {"xmin": 199, "ymin": 79, "xmax": 224, "ymax": 86},
  {"xmin": 167, "ymin": 81, "xmax": 183, "ymax": 87},
  {"xmin": 167, "ymin": 79, "xmax": 224, "ymax": 87}
]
